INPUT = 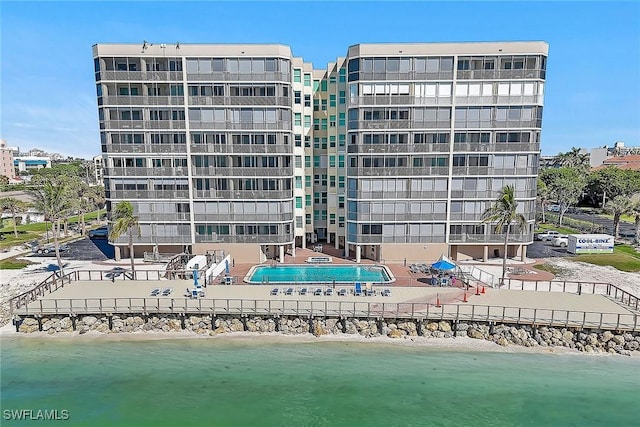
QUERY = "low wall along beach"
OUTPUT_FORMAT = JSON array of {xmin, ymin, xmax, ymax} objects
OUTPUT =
[{"xmin": 15, "ymin": 314, "xmax": 640, "ymax": 356}]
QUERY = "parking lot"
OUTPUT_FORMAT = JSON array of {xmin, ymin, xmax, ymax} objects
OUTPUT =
[
  {"xmin": 527, "ymin": 240, "xmax": 571, "ymax": 259},
  {"xmin": 28, "ymin": 237, "xmax": 114, "ymax": 261}
]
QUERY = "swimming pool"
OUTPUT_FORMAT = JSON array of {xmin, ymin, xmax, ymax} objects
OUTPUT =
[{"xmin": 245, "ymin": 265, "xmax": 394, "ymax": 284}]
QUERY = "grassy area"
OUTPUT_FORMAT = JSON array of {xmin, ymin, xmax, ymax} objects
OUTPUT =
[
  {"xmin": 535, "ymin": 223, "xmax": 577, "ymax": 235},
  {"xmin": 0, "ymin": 232, "xmax": 42, "ymax": 250},
  {"xmin": 0, "ymin": 209, "xmax": 106, "ymax": 249},
  {"xmin": 570, "ymin": 246, "xmax": 640, "ymax": 272},
  {"xmin": 612, "ymin": 244, "xmax": 640, "ymax": 259},
  {"xmin": 0, "ymin": 259, "xmax": 34, "ymax": 269}
]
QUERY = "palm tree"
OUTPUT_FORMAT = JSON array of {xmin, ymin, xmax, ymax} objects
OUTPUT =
[
  {"xmin": 604, "ymin": 196, "xmax": 634, "ymax": 239},
  {"xmin": 0, "ymin": 197, "xmax": 28, "ymax": 237},
  {"xmin": 482, "ymin": 185, "xmax": 527, "ymax": 286},
  {"xmin": 109, "ymin": 201, "xmax": 140, "ymax": 275},
  {"xmin": 536, "ymin": 177, "xmax": 550, "ymax": 224},
  {"xmin": 28, "ymin": 177, "xmax": 74, "ymax": 279},
  {"xmin": 630, "ymin": 201, "xmax": 640, "ymax": 244},
  {"xmin": 558, "ymin": 147, "xmax": 589, "ymax": 170}
]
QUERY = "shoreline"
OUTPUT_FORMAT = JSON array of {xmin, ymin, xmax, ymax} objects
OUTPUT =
[{"xmin": 2, "ymin": 326, "xmax": 637, "ymax": 359}]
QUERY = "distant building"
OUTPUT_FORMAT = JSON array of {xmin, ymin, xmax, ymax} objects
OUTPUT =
[
  {"xmin": 594, "ymin": 155, "xmax": 640, "ymax": 172},
  {"xmin": 93, "ymin": 155, "xmax": 104, "ymax": 183},
  {"xmin": 590, "ymin": 142, "xmax": 640, "ymax": 168},
  {"xmin": 0, "ymin": 139, "xmax": 16, "ymax": 179},
  {"xmin": 14, "ymin": 156, "xmax": 51, "ymax": 173}
]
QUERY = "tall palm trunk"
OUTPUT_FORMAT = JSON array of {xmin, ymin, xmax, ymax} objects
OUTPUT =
[
  {"xmin": 80, "ymin": 212, "xmax": 86, "ymax": 235},
  {"xmin": 128, "ymin": 225, "xmax": 135, "ymax": 276},
  {"xmin": 501, "ymin": 224, "xmax": 510, "ymax": 286},
  {"xmin": 613, "ymin": 213, "xmax": 621, "ymax": 239},
  {"xmin": 53, "ymin": 218, "xmax": 65, "ymax": 282},
  {"xmin": 11, "ymin": 208, "xmax": 18, "ymax": 237},
  {"xmin": 635, "ymin": 215, "xmax": 640, "ymax": 244}
]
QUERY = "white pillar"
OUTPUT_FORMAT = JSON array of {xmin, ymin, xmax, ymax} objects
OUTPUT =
[
  {"xmin": 335, "ymin": 238, "xmax": 340, "ymax": 251},
  {"xmin": 291, "ymin": 244, "xmax": 296, "ymax": 258},
  {"xmin": 302, "ymin": 235, "xmax": 306, "ymax": 249},
  {"xmin": 520, "ymin": 244, "xmax": 527, "ymax": 262},
  {"xmin": 115, "ymin": 246, "xmax": 122, "ymax": 261},
  {"xmin": 356, "ymin": 245, "xmax": 361, "ymax": 263},
  {"xmin": 483, "ymin": 246, "xmax": 488, "ymax": 262},
  {"xmin": 279, "ymin": 245, "xmax": 285, "ymax": 263}
]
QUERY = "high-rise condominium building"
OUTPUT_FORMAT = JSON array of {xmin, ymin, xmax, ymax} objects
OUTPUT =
[{"xmin": 93, "ymin": 41, "xmax": 547, "ymax": 263}]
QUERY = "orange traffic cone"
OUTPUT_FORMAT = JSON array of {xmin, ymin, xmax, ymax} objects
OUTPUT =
[
  {"xmin": 475, "ymin": 286, "xmax": 481, "ymax": 296},
  {"xmin": 463, "ymin": 292, "xmax": 468, "ymax": 303},
  {"xmin": 435, "ymin": 294, "xmax": 441, "ymax": 307},
  {"xmin": 481, "ymin": 286, "xmax": 486, "ymax": 294}
]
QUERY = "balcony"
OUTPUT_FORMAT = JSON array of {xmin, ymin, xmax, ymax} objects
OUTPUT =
[
  {"xmin": 188, "ymin": 96, "xmax": 291, "ymax": 107},
  {"xmin": 346, "ymin": 166, "xmax": 450, "ymax": 177},
  {"xmin": 191, "ymin": 166, "xmax": 293, "ymax": 177},
  {"xmin": 137, "ymin": 213, "xmax": 191, "ymax": 222},
  {"xmin": 454, "ymin": 120, "xmax": 542, "ymax": 129},
  {"xmin": 194, "ymin": 234, "xmax": 294, "ymax": 244},
  {"xmin": 104, "ymin": 143, "xmax": 188, "ymax": 154},
  {"xmin": 186, "ymin": 72, "xmax": 289, "ymax": 82},
  {"xmin": 456, "ymin": 70, "xmax": 544, "ymax": 80},
  {"xmin": 105, "ymin": 167, "xmax": 188, "ymax": 177},
  {"xmin": 193, "ymin": 213, "xmax": 292, "ymax": 222},
  {"xmin": 108, "ymin": 190, "xmax": 190, "ymax": 199},
  {"xmin": 355, "ymin": 71, "xmax": 454, "ymax": 81},
  {"xmin": 448, "ymin": 233, "xmax": 534, "ymax": 244},
  {"xmin": 347, "ymin": 143, "xmax": 450, "ymax": 154},
  {"xmin": 188, "ymin": 121, "xmax": 292, "ymax": 130},
  {"xmin": 455, "ymin": 95, "xmax": 542, "ymax": 106},
  {"xmin": 190, "ymin": 144, "xmax": 291, "ymax": 154},
  {"xmin": 193, "ymin": 189, "xmax": 292, "ymax": 200},
  {"xmin": 99, "ymin": 71, "xmax": 184, "ymax": 81},
  {"xmin": 101, "ymin": 120, "xmax": 186, "ymax": 130},
  {"xmin": 452, "ymin": 143, "xmax": 540, "ymax": 153},
  {"xmin": 99, "ymin": 96, "xmax": 185, "ymax": 106},
  {"xmin": 348, "ymin": 190, "xmax": 449, "ymax": 200}
]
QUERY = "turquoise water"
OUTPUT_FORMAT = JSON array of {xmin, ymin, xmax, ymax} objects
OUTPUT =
[
  {"xmin": 2, "ymin": 337, "xmax": 639, "ymax": 426},
  {"xmin": 248, "ymin": 265, "xmax": 391, "ymax": 283}
]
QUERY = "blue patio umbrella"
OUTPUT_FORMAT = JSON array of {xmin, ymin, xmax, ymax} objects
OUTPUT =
[
  {"xmin": 431, "ymin": 260, "xmax": 456, "ymax": 271},
  {"xmin": 225, "ymin": 259, "xmax": 230, "ymax": 275}
]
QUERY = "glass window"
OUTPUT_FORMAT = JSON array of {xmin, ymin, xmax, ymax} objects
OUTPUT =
[
  {"xmin": 304, "ymin": 74, "xmax": 311, "ymax": 86},
  {"xmin": 294, "ymin": 69, "xmax": 301, "ymax": 83}
]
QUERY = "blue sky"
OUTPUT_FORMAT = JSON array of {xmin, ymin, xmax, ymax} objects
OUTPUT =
[{"xmin": 1, "ymin": 1, "xmax": 639, "ymax": 159}]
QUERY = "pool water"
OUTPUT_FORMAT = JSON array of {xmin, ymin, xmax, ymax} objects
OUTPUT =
[{"xmin": 247, "ymin": 265, "xmax": 391, "ymax": 283}]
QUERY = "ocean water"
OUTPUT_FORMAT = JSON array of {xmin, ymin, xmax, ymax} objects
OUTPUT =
[{"xmin": 1, "ymin": 337, "xmax": 638, "ymax": 426}]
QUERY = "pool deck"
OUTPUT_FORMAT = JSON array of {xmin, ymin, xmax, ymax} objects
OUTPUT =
[
  {"xmin": 20, "ymin": 278, "xmax": 636, "ymax": 321},
  {"xmin": 228, "ymin": 246, "xmax": 454, "ymax": 288}
]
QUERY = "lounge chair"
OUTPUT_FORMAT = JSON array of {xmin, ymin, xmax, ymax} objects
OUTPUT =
[
  {"xmin": 325, "ymin": 288, "xmax": 334, "ymax": 296},
  {"xmin": 299, "ymin": 287, "xmax": 308, "ymax": 296},
  {"xmin": 354, "ymin": 283, "xmax": 362, "ymax": 296},
  {"xmin": 338, "ymin": 288, "xmax": 347, "ymax": 296},
  {"xmin": 270, "ymin": 288, "xmax": 279, "ymax": 296},
  {"xmin": 162, "ymin": 288, "xmax": 172, "ymax": 296},
  {"xmin": 150, "ymin": 288, "xmax": 161, "ymax": 296},
  {"xmin": 285, "ymin": 287, "xmax": 294, "ymax": 296},
  {"xmin": 314, "ymin": 288, "xmax": 323, "ymax": 296},
  {"xmin": 382, "ymin": 289, "xmax": 391, "ymax": 297},
  {"xmin": 366, "ymin": 289, "xmax": 376, "ymax": 296}
]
